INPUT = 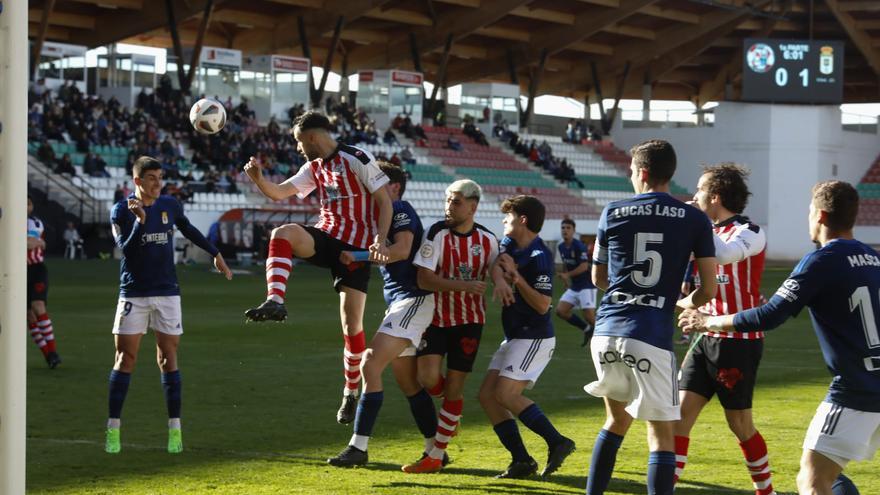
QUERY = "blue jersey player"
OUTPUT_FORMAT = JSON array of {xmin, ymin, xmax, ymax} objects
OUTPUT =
[
  {"xmin": 681, "ymin": 181, "xmax": 879, "ymax": 495},
  {"xmin": 555, "ymin": 218, "xmax": 596, "ymax": 346},
  {"xmin": 585, "ymin": 140, "xmax": 718, "ymax": 495},
  {"xmin": 104, "ymin": 157, "xmax": 231, "ymax": 455},
  {"xmin": 480, "ymin": 195, "xmax": 576, "ymax": 480},
  {"xmin": 327, "ymin": 163, "xmax": 442, "ymax": 469}
]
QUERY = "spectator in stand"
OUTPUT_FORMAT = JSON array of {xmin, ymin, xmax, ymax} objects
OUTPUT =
[
  {"xmin": 84, "ymin": 152, "xmax": 111, "ymax": 178},
  {"xmin": 55, "ymin": 153, "xmax": 76, "ymax": 176},
  {"xmin": 389, "ymin": 152, "xmax": 402, "ymax": 167},
  {"xmin": 392, "ymin": 113, "xmax": 404, "ymax": 129},
  {"xmin": 114, "ymin": 184, "xmax": 127, "ymax": 203},
  {"xmin": 481, "ymin": 105, "xmax": 490, "ymax": 123},
  {"xmin": 447, "ymin": 135, "xmax": 463, "ymax": 152},
  {"xmin": 30, "ymin": 78, "xmax": 49, "ymax": 99},
  {"xmin": 63, "ymin": 221, "xmax": 83, "ymax": 260},
  {"xmin": 565, "ymin": 119, "xmax": 576, "ymax": 143},
  {"xmin": 36, "ymin": 139, "xmax": 57, "ymax": 168},
  {"xmin": 383, "ymin": 128, "xmax": 400, "ymax": 146},
  {"xmin": 400, "ymin": 145, "xmax": 416, "ymax": 165}
]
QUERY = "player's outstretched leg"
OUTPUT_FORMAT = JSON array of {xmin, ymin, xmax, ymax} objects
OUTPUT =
[
  {"xmin": 586, "ymin": 399, "xmax": 632, "ymax": 495},
  {"xmin": 245, "ymin": 236, "xmax": 294, "ymax": 322}
]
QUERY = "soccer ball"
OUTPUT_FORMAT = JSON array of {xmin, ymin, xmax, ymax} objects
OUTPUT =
[{"xmin": 189, "ymin": 98, "xmax": 226, "ymax": 135}]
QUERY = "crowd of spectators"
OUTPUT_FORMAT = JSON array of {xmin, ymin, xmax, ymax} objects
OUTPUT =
[
  {"xmin": 564, "ymin": 119, "xmax": 602, "ymax": 143},
  {"xmin": 504, "ymin": 132, "xmax": 584, "ymax": 188}
]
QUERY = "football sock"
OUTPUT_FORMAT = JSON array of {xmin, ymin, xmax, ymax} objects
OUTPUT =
[
  {"xmin": 739, "ymin": 431, "xmax": 774, "ymax": 495},
  {"xmin": 563, "ymin": 313, "xmax": 589, "ymax": 331},
  {"xmin": 429, "ymin": 398, "xmax": 462, "ymax": 459},
  {"xmin": 518, "ymin": 403, "xmax": 564, "ymax": 448},
  {"xmin": 168, "ymin": 418, "xmax": 181, "ymax": 429},
  {"xmin": 832, "ymin": 474, "xmax": 861, "ymax": 495},
  {"xmin": 586, "ymin": 429, "xmax": 624, "ymax": 495},
  {"xmin": 407, "ymin": 389, "xmax": 439, "ymax": 440},
  {"xmin": 266, "ymin": 238, "xmax": 293, "ymax": 304},
  {"xmin": 647, "ymin": 451, "xmax": 676, "ymax": 495},
  {"xmin": 108, "ymin": 370, "xmax": 131, "ymax": 421},
  {"xmin": 29, "ymin": 321, "xmax": 48, "ymax": 356},
  {"xmin": 349, "ymin": 391, "xmax": 383, "ymax": 451},
  {"xmin": 37, "ymin": 313, "xmax": 56, "ymax": 353},
  {"xmin": 161, "ymin": 370, "xmax": 182, "ymax": 419},
  {"xmin": 343, "ymin": 332, "xmax": 366, "ymax": 396},
  {"xmin": 426, "ymin": 375, "xmax": 446, "ymax": 398},
  {"xmin": 492, "ymin": 419, "xmax": 531, "ymax": 462},
  {"xmin": 674, "ymin": 435, "xmax": 689, "ymax": 483}
]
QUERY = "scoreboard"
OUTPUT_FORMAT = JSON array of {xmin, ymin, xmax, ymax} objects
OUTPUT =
[{"xmin": 741, "ymin": 38, "xmax": 844, "ymax": 104}]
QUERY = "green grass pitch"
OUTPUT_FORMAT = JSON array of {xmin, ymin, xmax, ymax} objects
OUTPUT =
[{"xmin": 25, "ymin": 259, "xmax": 878, "ymax": 494}]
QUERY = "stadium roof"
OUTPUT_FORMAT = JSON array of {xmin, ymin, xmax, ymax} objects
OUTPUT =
[{"xmin": 28, "ymin": 0, "xmax": 880, "ymax": 103}]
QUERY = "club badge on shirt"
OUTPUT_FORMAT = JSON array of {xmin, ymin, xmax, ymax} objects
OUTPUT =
[{"xmin": 162, "ymin": 211, "xmax": 169, "ymax": 224}]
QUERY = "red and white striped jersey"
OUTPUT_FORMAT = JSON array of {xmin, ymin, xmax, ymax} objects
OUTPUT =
[
  {"xmin": 27, "ymin": 216, "xmax": 46, "ymax": 265},
  {"xmin": 284, "ymin": 144, "xmax": 389, "ymax": 249},
  {"xmin": 414, "ymin": 221, "xmax": 499, "ymax": 327},
  {"xmin": 696, "ymin": 215, "xmax": 767, "ymax": 339}
]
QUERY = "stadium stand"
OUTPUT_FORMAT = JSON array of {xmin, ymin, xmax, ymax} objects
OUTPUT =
[{"xmin": 856, "ymin": 153, "xmax": 880, "ymax": 225}]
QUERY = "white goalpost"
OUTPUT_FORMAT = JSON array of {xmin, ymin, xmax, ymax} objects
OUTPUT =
[{"xmin": 0, "ymin": 0, "xmax": 30, "ymax": 494}]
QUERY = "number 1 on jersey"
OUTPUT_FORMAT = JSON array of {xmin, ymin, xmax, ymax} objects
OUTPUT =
[{"xmin": 849, "ymin": 286, "xmax": 880, "ymax": 349}]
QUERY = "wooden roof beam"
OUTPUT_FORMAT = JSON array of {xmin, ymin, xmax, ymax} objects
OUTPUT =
[
  {"xmin": 263, "ymin": 0, "xmax": 324, "ymax": 7},
  {"xmin": 836, "ymin": 1, "xmax": 880, "ymax": 12},
  {"xmin": 210, "ymin": 9, "xmax": 275, "ymax": 29},
  {"xmin": 67, "ymin": 0, "xmax": 142, "ymax": 9},
  {"xmin": 639, "ymin": 5, "xmax": 699, "ymax": 24},
  {"xmin": 509, "ymin": 6, "xmax": 574, "ymax": 25},
  {"xmin": 825, "ymin": 0, "xmax": 880, "ymax": 75},
  {"xmin": 474, "ymin": 26, "xmax": 530, "ymax": 42},
  {"xmin": 444, "ymin": 0, "xmax": 657, "ymax": 85},
  {"xmin": 29, "ymin": 23, "xmax": 70, "ymax": 41},
  {"xmin": 28, "ymin": 10, "xmax": 96, "ymax": 29},
  {"xmin": 363, "ymin": 7, "xmax": 433, "ymax": 26},
  {"xmin": 432, "ymin": 0, "xmax": 480, "ymax": 6}
]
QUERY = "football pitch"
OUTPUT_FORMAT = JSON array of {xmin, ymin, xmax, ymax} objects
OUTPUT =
[{"xmin": 26, "ymin": 259, "xmax": 878, "ymax": 494}]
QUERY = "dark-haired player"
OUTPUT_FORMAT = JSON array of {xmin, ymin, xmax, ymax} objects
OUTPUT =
[
  {"xmin": 105, "ymin": 157, "xmax": 232, "ymax": 454},
  {"xmin": 680, "ymin": 180, "xmax": 879, "ymax": 495},
  {"xmin": 555, "ymin": 218, "xmax": 596, "ymax": 346},
  {"xmin": 327, "ymin": 163, "xmax": 442, "ymax": 468},
  {"xmin": 585, "ymin": 139, "xmax": 717, "ymax": 495},
  {"xmin": 674, "ymin": 163, "xmax": 775, "ymax": 495},
  {"xmin": 242, "ymin": 111, "xmax": 393, "ymax": 424},
  {"xmin": 480, "ymin": 195, "xmax": 576, "ymax": 480}
]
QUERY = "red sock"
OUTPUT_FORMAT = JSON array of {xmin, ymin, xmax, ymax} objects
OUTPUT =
[
  {"xmin": 740, "ymin": 431, "xmax": 774, "ymax": 495},
  {"xmin": 29, "ymin": 321, "xmax": 48, "ymax": 357},
  {"xmin": 266, "ymin": 239, "xmax": 293, "ymax": 304},
  {"xmin": 427, "ymin": 375, "xmax": 446, "ymax": 398},
  {"xmin": 37, "ymin": 313, "xmax": 56, "ymax": 353},
  {"xmin": 430, "ymin": 398, "xmax": 463, "ymax": 458},
  {"xmin": 674, "ymin": 435, "xmax": 689, "ymax": 483},
  {"xmin": 343, "ymin": 332, "xmax": 366, "ymax": 395}
]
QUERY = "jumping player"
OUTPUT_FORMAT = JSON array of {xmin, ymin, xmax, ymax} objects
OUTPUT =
[
  {"xmin": 402, "ymin": 179, "xmax": 498, "ymax": 474},
  {"xmin": 105, "ymin": 157, "xmax": 232, "ymax": 454},
  {"xmin": 326, "ymin": 163, "xmax": 441, "ymax": 467},
  {"xmin": 555, "ymin": 218, "xmax": 596, "ymax": 346},
  {"xmin": 680, "ymin": 181, "xmax": 879, "ymax": 495},
  {"xmin": 480, "ymin": 195, "xmax": 576, "ymax": 479},
  {"xmin": 674, "ymin": 164, "xmax": 775, "ymax": 495},
  {"xmin": 27, "ymin": 195, "xmax": 61, "ymax": 368},
  {"xmin": 584, "ymin": 139, "xmax": 718, "ymax": 495},
  {"xmin": 242, "ymin": 111, "xmax": 393, "ymax": 424}
]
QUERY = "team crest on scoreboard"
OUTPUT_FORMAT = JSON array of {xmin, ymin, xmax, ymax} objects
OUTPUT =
[
  {"xmin": 161, "ymin": 211, "xmax": 169, "ymax": 224},
  {"xmin": 746, "ymin": 43, "xmax": 775, "ymax": 73}
]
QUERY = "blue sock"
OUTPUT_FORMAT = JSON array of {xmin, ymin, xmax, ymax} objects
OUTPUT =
[
  {"xmin": 108, "ymin": 370, "xmax": 131, "ymax": 420},
  {"xmin": 407, "ymin": 389, "xmax": 438, "ymax": 439},
  {"xmin": 517, "ymin": 403, "xmax": 564, "ymax": 448},
  {"xmin": 833, "ymin": 474, "xmax": 861, "ymax": 495},
  {"xmin": 493, "ymin": 419, "xmax": 531, "ymax": 462},
  {"xmin": 161, "ymin": 370, "xmax": 182, "ymax": 420},
  {"xmin": 563, "ymin": 313, "xmax": 588, "ymax": 331},
  {"xmin": 586, "ymin": 429, "xmax": 624, "ymax": 495},
  {"xmin": 647, "ymin": 451, "xmax": 676, "ymax": 495},
  {"xmin": 353, "ymin": 391, "xmax": 384, "ymax": 437}
]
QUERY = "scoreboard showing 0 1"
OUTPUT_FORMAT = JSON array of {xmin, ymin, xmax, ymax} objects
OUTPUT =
[{"xmin": 741, "ymin": 38, "xmax": 844, "ymax": 104}]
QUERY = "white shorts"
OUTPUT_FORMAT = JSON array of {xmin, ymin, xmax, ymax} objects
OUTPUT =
[
  {"xmin": 112, "ymin": 296, "xmax": 183, "ymax": 336},
  {"xmin": 376, "ymin": 295, "xmax": 435, "ymax": 358},
  {"xmin": 487, "ymin": 337, "xmax": 555, "ymax": 389},
  {"xmin": 803, "ymin": 401, "xmax": 880, "ymax": 468},
  {"xmin": 560, "ymin": 288, "xmax": 597, "ymax": 310},
  {"xmin": 584, "ymin": 335, "xmax": 680, "ymax": 421}
]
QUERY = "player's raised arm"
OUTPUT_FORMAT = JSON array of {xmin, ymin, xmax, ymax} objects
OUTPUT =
[
  {"xmin": 369, "ymin": 185, "xmax": 393, "ymax": 260},
  {"xmin": 110, "ymin": 201, "xmax": 143, "ymax": 257},
  {"xmin": 244, "ymin": 156, "xmax": 300, "ymax": 201},
  {"xmin": 173, "ymin": 201, "xmax": 232, "ymax": 280}
]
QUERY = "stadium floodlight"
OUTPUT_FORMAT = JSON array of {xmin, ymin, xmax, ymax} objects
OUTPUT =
[{"xmin": 0, "ymin": 1, "xmax": 28, "ymax": 494}]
